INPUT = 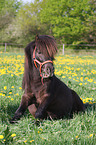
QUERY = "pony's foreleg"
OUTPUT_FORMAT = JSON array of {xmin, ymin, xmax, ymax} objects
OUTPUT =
[
  {"xmin": 35, "ymin": 95, "xmax": 52, "ymax": 119},
  {"xmin": 35, "ymin": 102, "xmax": 47, "ymax": 119},
  {"xmin": 10, "ymin": 94, "xmax": 34, "ymax": 123}
]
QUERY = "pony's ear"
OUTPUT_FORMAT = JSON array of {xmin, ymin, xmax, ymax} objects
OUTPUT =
[{"xmin": 35, "ymin": 34, "xmax": 39, "ymax": 41}]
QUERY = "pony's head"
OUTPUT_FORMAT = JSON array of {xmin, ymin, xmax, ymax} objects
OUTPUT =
[{"xmin": 23, "ymin": 35, "xmax": 58, "ymax": 88}]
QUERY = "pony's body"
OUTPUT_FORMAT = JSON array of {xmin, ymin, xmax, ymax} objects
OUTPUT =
[{"xmin": 10, "ymin": 35, "xmax": 85, "ymax": 123}]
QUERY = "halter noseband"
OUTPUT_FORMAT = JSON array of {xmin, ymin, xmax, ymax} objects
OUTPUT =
[{"xmin": 33, "ymin": 46, "xmax": 53, "ymax": 85}]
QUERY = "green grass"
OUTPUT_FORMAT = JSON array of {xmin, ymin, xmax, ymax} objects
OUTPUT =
[{"xmin": 0, "ymin": 52, "xmax": 96, "ymax": 144}]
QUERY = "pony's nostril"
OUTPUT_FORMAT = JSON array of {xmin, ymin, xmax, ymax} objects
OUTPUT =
[
  {"xmin": 46, "ymin": 67, "xmax": 51, "ymax": 74},
  {"xmin": 45, "ymin": 65, "xmax": 53, "ymax": 77}
]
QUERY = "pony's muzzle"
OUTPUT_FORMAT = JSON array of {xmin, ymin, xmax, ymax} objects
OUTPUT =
[{"xmin": 41, "ymin": 63, "xmax": 54, "ymax": 78}]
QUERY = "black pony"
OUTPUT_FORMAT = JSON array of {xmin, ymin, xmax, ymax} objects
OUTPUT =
[{"xmin": 10, "ymin": 35, "xmax": 85, "ymax": 123}]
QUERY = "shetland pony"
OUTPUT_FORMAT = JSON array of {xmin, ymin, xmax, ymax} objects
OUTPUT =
[{"xmin": 10, "ymin": 35, "xmax": 85, "ymax": 123}]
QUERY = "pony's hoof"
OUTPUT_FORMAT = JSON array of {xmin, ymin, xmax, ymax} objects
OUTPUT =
[{"xmin": 10, "ymin": 119, "xmax": 18, "ymax": 124}]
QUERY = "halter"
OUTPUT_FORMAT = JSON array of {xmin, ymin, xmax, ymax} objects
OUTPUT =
[{"xmin": 33, "ymin": 46, "xmax": 53, "ymax": 85}]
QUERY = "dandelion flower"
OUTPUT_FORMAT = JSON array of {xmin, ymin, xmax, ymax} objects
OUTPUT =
[
  {"xmin": 89, "ymin": 134, "xmax": 93, "ymax": 137},
  {"xmin": 11, "ymin": 133, "xmax": 16, "ymax": 137},
  {"xmin": 89, "ymin": 102, "xmax": 93, "ymax": 104},
  {"xmin": 0, "ymin": 135, "xmax": 4, "ymax": 139},
  {"xmin": 9, "ymin": 92, "xmax": 12, "ymax": 94},
  {"xmin": 11, "ymin": 98, "xmax": 14, "ymax": 101},
  {"xmin": 15, "ymin": 93, "xmax": 19, "ymax": 96},
  {"xmin": 76, "ymin": 136, "xmax": 78, "ymax": 139},
  {"xmin": 11, "ymin": 86, "xmax": 14, "ymax": 88},
  {"xmin": 79, "ymin": 83, "xmax": 82, "ymax": 86},
  {"xmin": 62, "ymin": 76, "xmax": 66, "ymax": 78},
  {"xmin": 40, "ymin": 128, "xmax": 43, "ymax": 131},
  {"xmin": 0, "ymin": 93, "xmax": 3, "ymax": 96},
  {"xmin": 2, "ymin": 94, "xmax": 5, "ymax": 96},
  {"xmin": 8, "ymin": 96, "xmax": 11, "ymax": 98},
  {"xmin": 4, "ymin": 86, "xmax": 7, "ymax": 90},
  {"xmin": 24, "ymin": 140, "xmax": 27, "ymax": 143},
  {"xmin": 30, "ymin": 140, "xmax": 34, "ymax": 143},
  {"xmin": 19, "ymin": 87, "xmax": 22, "ymax": 89}
]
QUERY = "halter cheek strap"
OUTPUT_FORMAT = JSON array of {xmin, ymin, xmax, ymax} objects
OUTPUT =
[{"xmin": 33, "ymin": 46, "xmax": 53, "ymax": 85}]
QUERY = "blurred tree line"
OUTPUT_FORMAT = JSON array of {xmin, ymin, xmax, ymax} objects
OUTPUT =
[{"xmin": 0, "ymin": 0, "xmax": 96, "ymax": 48}]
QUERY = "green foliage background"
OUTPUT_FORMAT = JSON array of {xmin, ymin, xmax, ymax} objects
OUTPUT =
[{"xmin": 0, "ymin": 0, "xmax": 96, "ymax": 47}]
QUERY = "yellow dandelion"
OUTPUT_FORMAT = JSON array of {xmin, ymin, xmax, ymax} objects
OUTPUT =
[
  {"xmin": 8, "ymin": 96, "xmax": 11, "ymax": 98},
  {"xmin": 88, "ymin": 98, "xmax": 93, "ymax": 101},
  {"xmin": 30, "ymin": 140, "xmax": 34, "ymax": 143},
  {"xmin": 24, "ymin": 140, "xmax": 27, "ymax": 143},
  {"xmin": 19, "ymin": 87, "xmax": 22, "ymax": 89},
  {"xmin": 76, "ymin": 136, "xmax": 78, "ymax": 139},
  {"xmin": 4, "ymin": 86, "xmax": 7, "ymax": 90},
  {"xmin": 2, "ymin": 94, "xmax": 5, "ymax": 96},
  {"xmin": 69, "ymin": 77, "xmax": 71, "ymax": 79},
  {"xmin": 11, "ymin": 98, "xmax": 14, "ymax": 101},
  {"xmin": 11, "ymin": 86, "xmax": 14, "ymax": 88},
  {"xmin": 89, "ymin": 134, "xmax": 93, "ymax": 137},
  {"xmin": 89, "ymin": 102, "xmax": 93, "ymax": 104},
  {"xmin": 79, "ymin": 83, "xmax": 82, "ymax": 86},
  {"xmin": 15, "ymin": 93, "xmax": 19, "ymax": 96},
  {"xmin": 11, "ymin": 133, "xmax": 16, "ymax": 137},
  {"xmin": 3, "ymin": 139, "xmax": 6, "ymax": 142},
  {"xmin": 77, "ymin": 68, "xmax": 80, "ymax": 71},
  {"xmin": 0, "ymin": 93, "xmax": 3, "ymax": 96},
  {"xmin": 62, "ymin": 76, "xmax": 66, "ymax": 78},
  {"xmin": 0, "ymin": 135, "xmax": 4, "ymax": 139}
]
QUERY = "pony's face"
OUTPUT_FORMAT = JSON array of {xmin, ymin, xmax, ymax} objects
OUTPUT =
[
  {"xmin": 25, "ymin": 35, "xmax": 57, "ymax": 80},
  {"xmin": 33, "ymin": 46, "xmax": 54, "ymax": 78}
]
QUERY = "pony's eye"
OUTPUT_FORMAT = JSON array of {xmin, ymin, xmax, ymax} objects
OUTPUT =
[
  {"xmin": 36, "ymin": 49, "xmax": 41, "ymax": 54},
  {"xmin": 38, "ymin": 51, "xmax": 41, "ymax": 54}
]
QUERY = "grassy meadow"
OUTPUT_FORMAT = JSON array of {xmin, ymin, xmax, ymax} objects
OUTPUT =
[{"xmin": 0, "ymin": 51, "xmax": 96, "ymax": 144}]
